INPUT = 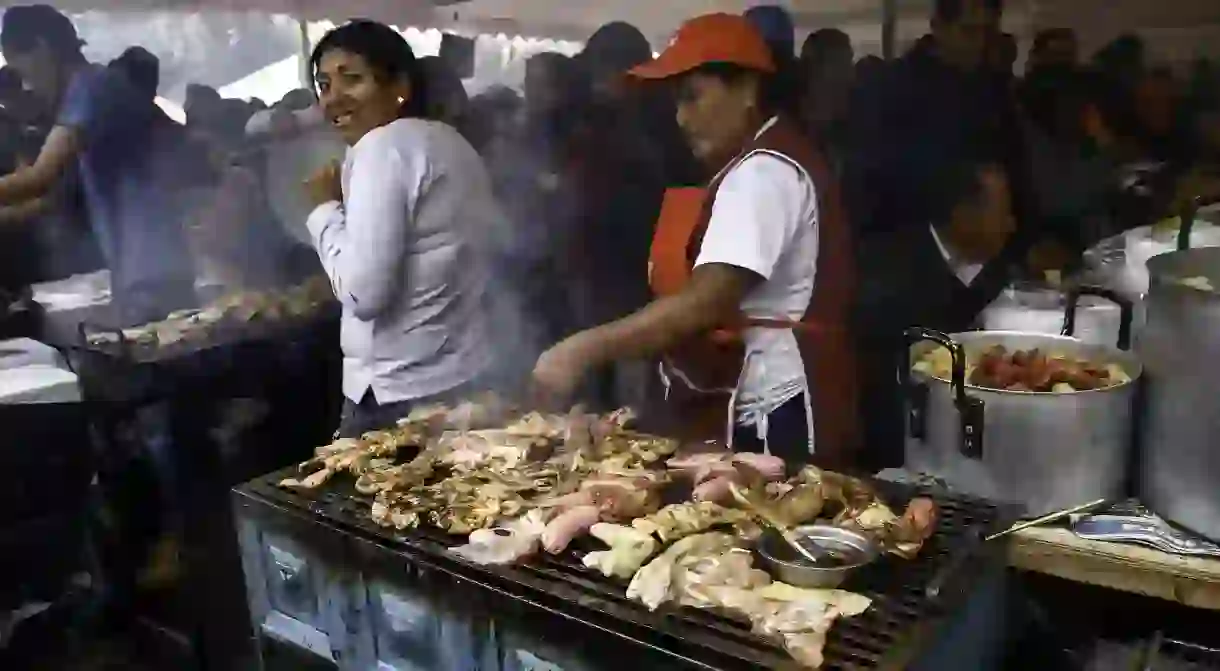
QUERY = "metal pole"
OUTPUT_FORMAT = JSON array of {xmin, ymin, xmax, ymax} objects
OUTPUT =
[
  {"xmin": 882, "ymin": 0, "xmax": 897, "ymax": 60},
  {"xmin": 298, "ymin": 16, "xmax": 311, "ymax": 89}
]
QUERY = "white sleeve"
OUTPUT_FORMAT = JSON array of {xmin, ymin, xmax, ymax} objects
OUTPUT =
[
  {"xmin": 693, "ymin": 154, "xmax": 813, "ymax": 280},
  {"xmin": 305, "ymin": 135, "xmax": 428, "ymax": 321}
]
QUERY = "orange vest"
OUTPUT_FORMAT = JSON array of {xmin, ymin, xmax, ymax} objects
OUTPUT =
[{"xmin": 647, "ymin": 117, "xmax": 860, "ymax": 470}]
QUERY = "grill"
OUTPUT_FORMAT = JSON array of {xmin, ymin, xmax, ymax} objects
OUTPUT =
[
  {"xmin": 50, "ymin": 307, "xmax": 340, "ymax": 404},
  {"xmin": 241, "ymin": 466, "xmax": 1013, "ymax": 671}
]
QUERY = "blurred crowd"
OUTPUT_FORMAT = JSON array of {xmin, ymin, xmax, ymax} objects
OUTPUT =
[{"xmin": 1, "ymin": 1, "xmax": 1220, "ymax": 391}]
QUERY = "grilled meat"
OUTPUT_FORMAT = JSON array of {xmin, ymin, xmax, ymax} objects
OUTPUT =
[
  {"xmin": 627, "ymin": 532, "xmax": 742, "ymax": 611},
  {"xmin": 582, "ymin": 523, "xmax": 658, "ymax": 579},
  {"xmin": 632, "ymin": 502, "xmax": 750, "ymax": 543},
  {"xmin": 451, "ymin": 510, "xmax": 549, "ymax": 565},
  {"xmin": 541, "ymin": 505, "xmax": 601, "ymax": 554}
]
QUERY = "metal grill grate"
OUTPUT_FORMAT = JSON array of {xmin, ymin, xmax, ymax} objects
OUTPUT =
[{"xmin": 250, "ymin": 468, "xmax": 1007, "ymax": 671}]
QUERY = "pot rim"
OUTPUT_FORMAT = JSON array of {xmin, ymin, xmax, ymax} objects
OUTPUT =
[{"xmin": 910, "ymin": 330, "xmax": 1143, "ymax": 396}]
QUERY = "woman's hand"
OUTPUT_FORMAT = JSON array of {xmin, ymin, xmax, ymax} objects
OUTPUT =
[
  {"xmin": 531, "ymin": 334, "xmax": 597, "ymax": 405},
  {"xmin": 304, "ymin": 160, "xmax": 342, "ymax": 207}
]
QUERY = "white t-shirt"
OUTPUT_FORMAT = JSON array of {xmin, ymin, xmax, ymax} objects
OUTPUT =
[{"xmin": 692, "ymin": 119, "xmax": 819, "ymax": 426}]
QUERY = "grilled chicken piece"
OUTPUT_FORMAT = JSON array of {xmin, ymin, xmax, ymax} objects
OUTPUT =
[
  {"xmin": 627, "ymin": 532, "xmax": 741, "ymax": 611},
  {"xmin": 582, "ymin": 524, "xmax": 658, "ymax": 579},
  {"xmin": 632, "ymin": 502, "xmax": 749, "ymax": 543},
  {"xmin": 451, "ymin": 510, "xmax": 549, "ymax": 565}
]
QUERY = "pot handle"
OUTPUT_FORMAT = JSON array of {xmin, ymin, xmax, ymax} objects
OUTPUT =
[
  {"xmin": 1061, "ymin": 285, "xmax": 1133, "ymax": 351},
  {"xmin": 1176, "ymin": 196, "xmax": 1220, "ymax": 253},
  {"xmin": 902, "ymin": 327, "xmax": 985, "ymax": 459},
  {"xmin": 1177, "ymin": 197, "xmax": 1198, "ymax": 252}
]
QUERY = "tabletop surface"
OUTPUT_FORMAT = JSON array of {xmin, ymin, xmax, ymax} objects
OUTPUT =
[{"xmin": 1007, "ymin": 525, "xmax": 1220, "ymax": 611}]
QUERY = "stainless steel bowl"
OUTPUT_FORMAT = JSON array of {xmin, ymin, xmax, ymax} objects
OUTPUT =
[{"xmin": 755, "ymin": 525, "xmax": 879, "ymax": 588}]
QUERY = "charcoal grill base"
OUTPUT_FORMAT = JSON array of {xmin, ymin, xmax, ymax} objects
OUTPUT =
[{"xmin": 234, "ymin": 467, "xmax": 1017, "ymax": 670}]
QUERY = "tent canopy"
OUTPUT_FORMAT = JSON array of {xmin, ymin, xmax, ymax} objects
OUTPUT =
[{"xmin": 37, "ymin": 0, "xmax": 938, "ymax": 44}]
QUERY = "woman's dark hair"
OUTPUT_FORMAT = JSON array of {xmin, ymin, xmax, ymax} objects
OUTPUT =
[
  {"xmin": 690, "ymin": 62, "xmax": 783, "ymax": 116},
  {"xmin": 310, "ymin": 19, "xmax": 428, "ymax": 119}
]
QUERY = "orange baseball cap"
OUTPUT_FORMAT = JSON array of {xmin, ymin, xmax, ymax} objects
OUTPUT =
[{"xmin": 628, "ymin": 13, "xmax": 776, "ymax": 81}]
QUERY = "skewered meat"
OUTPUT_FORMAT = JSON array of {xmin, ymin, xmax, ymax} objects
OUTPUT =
[
  {"xmin": 541, "ymin": 505, "xmax": 601, "ymax": 554},
  {"xmin": 451, "ymin": 510, "xmax": 548, "ymax": 565},
  {"xmin": 582, "ymin": 524, "xmax": 658, "ymax": 579},
  {"xmin": 632, "ymin": 502, "xmax": 750, "ymax": 543},
  {"xmin": 627, "ymin": 532, "xmax": 741, "ymax": 611}
]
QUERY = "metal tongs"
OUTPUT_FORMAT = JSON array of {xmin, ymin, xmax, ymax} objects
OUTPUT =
[
  {"xmin": 728, "ymin": 482, "xmax": 841, "ymax": 565},
  {"xmin": 926, "ymin": 498, "xmax": 1109, "ymax": 600}
]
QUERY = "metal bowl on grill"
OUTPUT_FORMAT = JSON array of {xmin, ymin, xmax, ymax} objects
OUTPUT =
[{"xmin": 755, "ymin": 525, "xmax": 879, "ymax": 588}]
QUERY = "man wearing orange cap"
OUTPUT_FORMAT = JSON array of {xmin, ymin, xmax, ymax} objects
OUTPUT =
[{"xmin": 531, "ymin": 13, "xmax": 858, "ymax": 469}]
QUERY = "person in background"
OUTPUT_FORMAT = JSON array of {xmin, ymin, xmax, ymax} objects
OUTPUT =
[
  {"xmin": 532, "ymin": 14, "xmax": 859, "ymax": 469},
  {"xmin": 855, "ymin": 158, "xmax": 1017, "ymax": 471},
  {"xmin": 989, "ymin": 32, "xmax": 1018, "ymax": 78},
  {"xmin": 798, "ymin": 28, "xmax": 855, "ymax": 166},
  {"xmin": 0, "ymin": 4, "xmax": 196, "ymax": 325},
  {"xmin": 245, "ymin": 88, "xmax": 346, "ymax": 246},
  {"xmin": 463, "ymin": 86, "xmax": 522, "ymax": 155},
  {"xmin": 1093, "ymin": 34, "xmax": 1146, "ymax": 90},
  {"xmin": 304, "ymin": 20, "xmax": 500, "ymax": 438},
  {"xmin": 564, "ymin": 21, "xmax": 684, "ymax": 409},
  {"xmin": 479, "ymin": 51, "xmax": 585, "ymax": 395},
  {"xmin": 743, "ymin": 4, "xmax": 795, "ymax": 64},
  {"xmin": 743, "ymin": 4, "xmax": 800, "ymax": 115},
  {"xmin": 580, "ymin": 21, "xmax": 701, "ymax": 187},
  {"xmin": 850, "ymin": 0, "xmax": 1011, "ymax": 239},
  {"xmin": 184, "ymin": 82, "xmax": 222, "ymax": 128},
  {"xmin": 1021, "ymin": 66, "xmax": 1123, "ymax": 248},
  {"xmin": 418, "ymin": 56, "xmax": 470, "ymax": 131},
  {"xmin": 1026, "ymin": 28, "xmax": 1078, "ymax": 75},
  {"xmin": 0, "ymin": 65, "xmax": 45, "ymax": 317}
]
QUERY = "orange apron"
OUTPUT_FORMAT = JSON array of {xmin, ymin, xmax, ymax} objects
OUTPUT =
[{"xmin": 646, "ymin": 128, "xmax": 859, "ymax": 469}]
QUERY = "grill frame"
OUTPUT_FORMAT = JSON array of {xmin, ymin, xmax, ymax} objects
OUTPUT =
[{"xmin": 238, "ymin": 466, "xmax": 1016, "ymax": 671}]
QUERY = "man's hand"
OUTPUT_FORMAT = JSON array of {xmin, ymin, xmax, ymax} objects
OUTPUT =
[{"xmin": 303, "ymin": 160, "xmax": 342, "ymax": 207}]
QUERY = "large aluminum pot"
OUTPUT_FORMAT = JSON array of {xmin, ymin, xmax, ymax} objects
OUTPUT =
[
  {"xmin": 982, "ymin": 281, "xmax": 1124, "ymax": 347},
  {"xmin": 1139, "ymin": 245, "xmax": 1220, "ymax": 542},
  {"xmin": 903, "ymin": 288, "xmax": 1141, "ymax": 516}
]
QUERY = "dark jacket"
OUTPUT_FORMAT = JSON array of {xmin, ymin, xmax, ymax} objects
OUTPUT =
[
  {"xmin": 853, "ymin": 225, "xmax": 1014, "ymax": 471},
  {"xmin": 848, "ymin": 43, "xmax": 1021, "ymax": 238}
]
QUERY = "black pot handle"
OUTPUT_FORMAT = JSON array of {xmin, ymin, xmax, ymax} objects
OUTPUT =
[
  {"xmin": 77, "ymin": 319, "xmax": 131, "ymax": 358},
  {"xmin": 1177, "ymin": 196, "xmax": 1198, "ymax": 252},
  {"xmin": 1178, "ymin": 193, "xmax": 1220, "ymax": 251},
  {"xmin": 902, "ymin": 327, "xmax": 985, "ymax": 459},
  {"xmin": 1061, "ymin": 285, "xmax": 1134, "ymax": 351}
]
